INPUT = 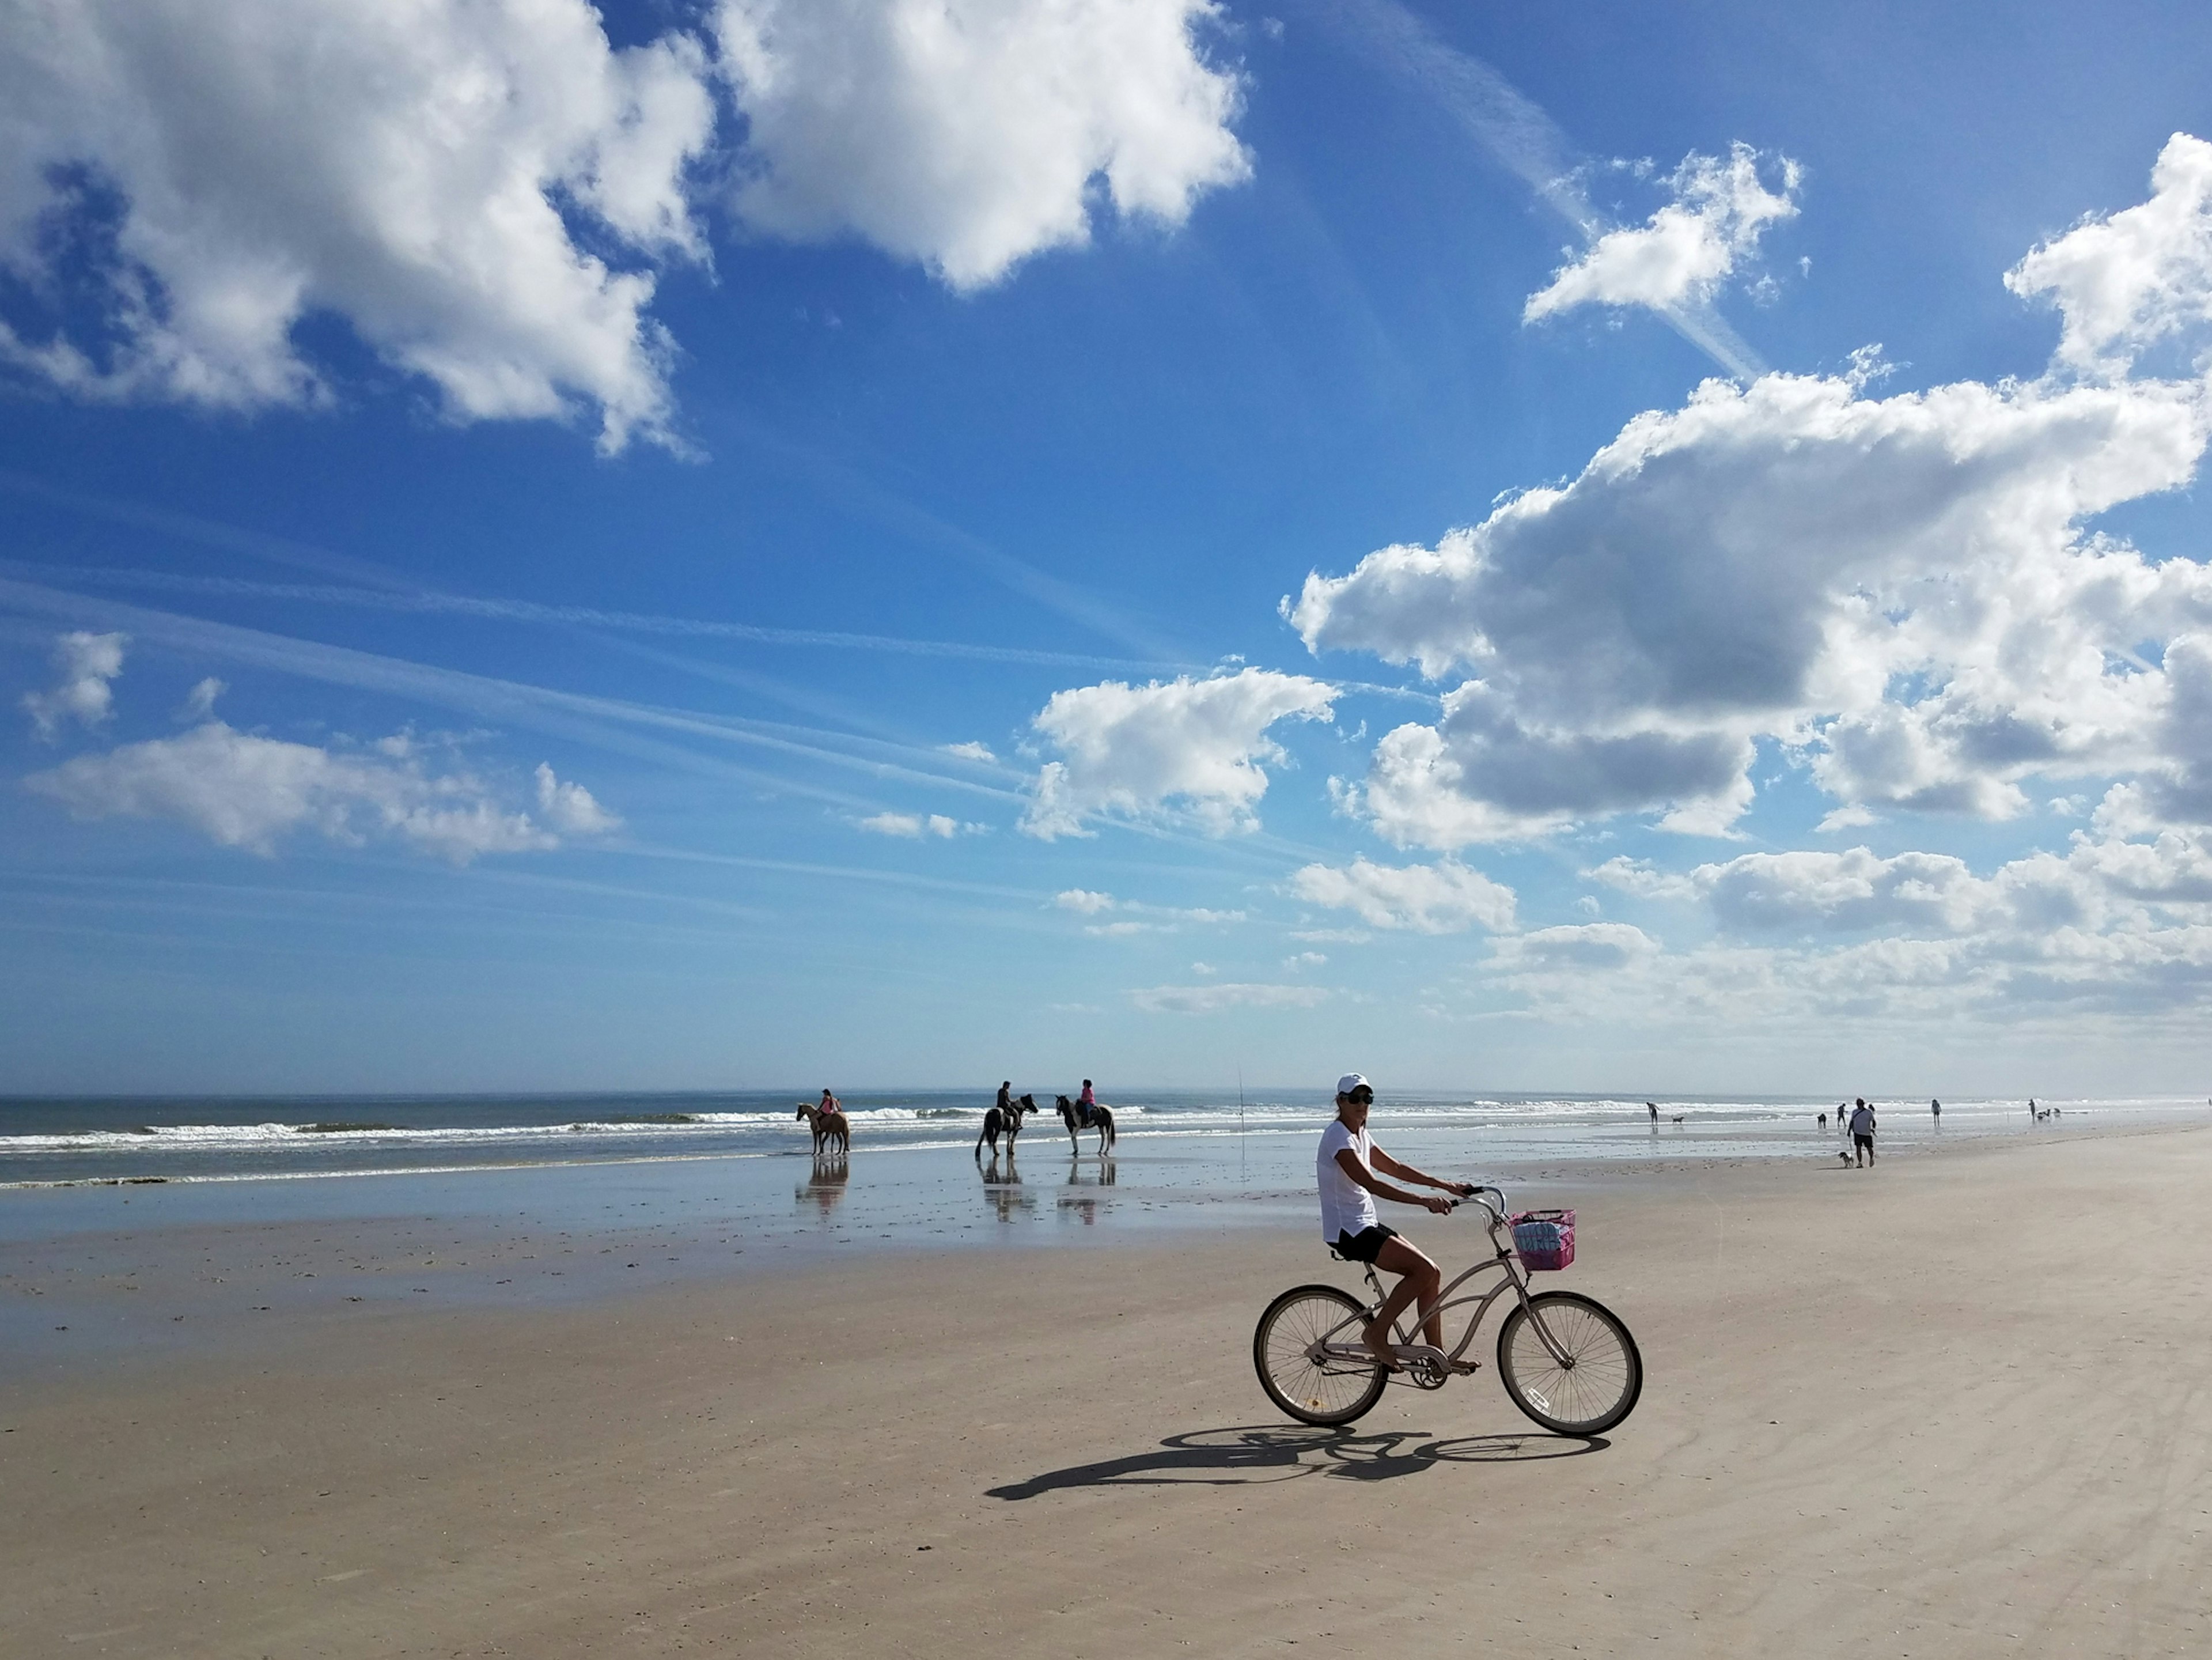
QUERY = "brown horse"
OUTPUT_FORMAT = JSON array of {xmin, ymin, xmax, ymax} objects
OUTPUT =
[{"xmin": 796, "ymin": 1101, "xmax": 850, "ymax": 1155}]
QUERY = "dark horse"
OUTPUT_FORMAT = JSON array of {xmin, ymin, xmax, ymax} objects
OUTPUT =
[
  {"xmin": 975, "ymin": 1093, "xmax": 1039, "ymax": 1159},
  {"xmin": 1055, "ymin": 1093, "xmax": 1115, "ymax": 1153}
]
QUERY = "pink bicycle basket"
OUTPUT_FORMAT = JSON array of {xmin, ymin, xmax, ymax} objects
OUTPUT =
[{"xmin": 1510, "ymin": 1209, "xmax": 1575, "ymax": 1272}]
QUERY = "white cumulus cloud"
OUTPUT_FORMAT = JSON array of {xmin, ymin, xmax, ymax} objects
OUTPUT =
[
  {"xmin": 1021, "ymin": 668, "xmax": 1335, "ymax": 839},
  {"xmin": 0, "ymin": 1, "xmax": 1254, "ymax": 448},
  {"xmin": 1593, "ymin": 825, "xmax": 2212, "ymax": 944},
  {"xmin": 714, "ymin": 0, "xmax": 1251, "ymax": 290},
  {"xmin": 1552, "ymin": 822, "xmax": 2212, "ymax": 1024},
  {"xmin": 1524, "ymin": 144, "xmax": 1800, "ymax": 324},
  {"xmin": 21, "ymin": 630, "xmax": 126, "ymax": 741},
  {"xmin": 1291, "ymin": 136, "xmax": 2212, "ymax": 848},
  {"xmin": 535, "ymin": 762, "xmax": 623, "ymax": 837},
  {"xmin": 0, "ymin": 0, "xmax": 717, "ymax": 451},
  {"xmin": 859, "ymin": 811, "xmax": 946, "ymax": 838},
  {"xmin": 2006, "ymin": 133, "xmax": 2212, "ymax": 377},
  {"xmin": 1289, "ymin": 855, "xmax": 1516, "ymax": 933},
  {"xmin": 25, "ymin": 723, "xmax": 618, "ymax": 863}
]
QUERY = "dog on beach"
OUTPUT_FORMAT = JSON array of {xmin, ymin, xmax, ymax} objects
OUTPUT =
[{"xmin": 975, "ymin": 1093, "xmax": 1038, "ymax": 1159}]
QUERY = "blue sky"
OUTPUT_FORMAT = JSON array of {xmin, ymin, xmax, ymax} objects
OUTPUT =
[{"xmin": 5, "ymin": 0, "xmax": 2212, "ymax": 1096}]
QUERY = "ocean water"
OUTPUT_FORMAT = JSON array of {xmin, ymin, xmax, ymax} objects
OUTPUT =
[
  {"xmin": 4, "ymin": 1089, "xmax": 2206, "ymax": 1374},
  {"xmin": 2, "ymin": 1087, "xmax": 2200, "ymax": 1188}
]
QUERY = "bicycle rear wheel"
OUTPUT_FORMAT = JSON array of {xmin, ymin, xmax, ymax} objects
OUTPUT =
[
  {"xmin": 1253, "ymin": 1284, "xmax": 1387, "ymax": 1426},
  {"xmin": 1495, "ymin": 1291, "xmax": 1642, "ymax": 1435}
]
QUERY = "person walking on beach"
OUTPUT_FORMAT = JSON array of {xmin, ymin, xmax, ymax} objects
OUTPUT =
[
  {"xmin": 1647, "ymin": 1101, "xmax": 1658, "ymax": 1123},
  {"xmin": 1849, "ymin": 1098, "xmax": 1877, "ymax": 1167},
  {"xmin": 1931, "ymin": 1098, "xmax": 1941, "ymax": 1122},
  {"xmin": 1318, "ymin": 1073, "xmax": 1476, "ymax": 1371}
]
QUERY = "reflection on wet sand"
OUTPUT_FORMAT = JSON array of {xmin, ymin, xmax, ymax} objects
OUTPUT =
[
  {"xmin": 798, "ymin": 1153, "xmax": 849, "ymax": 1219},
  {"xmin": 980, "ymin": 1154, "xmax": 1035, "ymax": 1222},
  {"xmin": 1059, "ymin": 1155, "xmax": 1116, "ymax": 1224}
]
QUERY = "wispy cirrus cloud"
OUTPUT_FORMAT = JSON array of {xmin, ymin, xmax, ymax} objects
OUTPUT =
[
  {"xmin": 3, "ymin": 559, "xmax": 1199, "ymax": 678},
  {"xmin": 1325, "ymin": 0, "xmax": 1768, "ymax": 377},
  {"xmin": 0, "ymin": 576, "xmax": 1024, "ymax": 816},
  {"xmin": 1129, "ymin": 981, "xmax": 1329, "ymax": 1014},
  {"xmin": 1053, "ymin": 887, "xmax": 1245, "ymax": 936}
]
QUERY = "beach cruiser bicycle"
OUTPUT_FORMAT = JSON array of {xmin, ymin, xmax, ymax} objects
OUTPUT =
[{"xmin": 1253, "ymin": 1186, "xmax": 1643, "ymax": 1434}]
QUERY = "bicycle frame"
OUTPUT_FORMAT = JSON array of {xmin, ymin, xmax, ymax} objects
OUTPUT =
[{"xmin": 1312, "ymin": 1189, "xmax": 1577, "ymax": 1377}]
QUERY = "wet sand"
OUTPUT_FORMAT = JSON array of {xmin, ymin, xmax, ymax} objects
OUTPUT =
[{"xmin": 5, "ymin": 1126, "xmax": 2209, "ymax": 1657}]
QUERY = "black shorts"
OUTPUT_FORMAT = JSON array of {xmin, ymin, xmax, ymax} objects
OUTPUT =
[
  {"xmin": 1854, "ymin": 1133, "xmax": 1874, "ymax": 1152},
  {"xmin": 1334, "ymin": 1224, "xmax": 1400, "ymax": 1264}
]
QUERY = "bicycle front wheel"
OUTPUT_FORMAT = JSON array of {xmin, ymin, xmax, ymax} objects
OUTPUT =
[
  {"xmin": 1496, "ymin": 1291, "xmax": 1642, "ymax": 1435},
  {"xmin": 1253, "ymin": 1284, "xmax": 1387, "ymax": 1426}
]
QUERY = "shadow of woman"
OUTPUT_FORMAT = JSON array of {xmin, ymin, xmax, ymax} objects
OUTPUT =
[{"xmin": 986, "ymin": 1422, "xmax": 1607, "ymax": 1500}]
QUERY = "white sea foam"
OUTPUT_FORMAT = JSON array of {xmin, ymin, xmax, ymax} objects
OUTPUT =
[{"xmin": 2, "ymin": 1094, "xmax": 2200, "ymax": 1189}]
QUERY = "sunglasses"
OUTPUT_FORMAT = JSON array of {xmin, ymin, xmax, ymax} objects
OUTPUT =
[{"xmin": 1349, "ymin": 1090, "xmax": 1375, "ymax": 1103}]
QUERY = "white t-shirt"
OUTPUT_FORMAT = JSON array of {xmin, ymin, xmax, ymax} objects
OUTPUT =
[
  {"xmin": 1317, "ymin": 1119, "xmax": 1380, "ymax": 1241},
  {"xmin": 1849, "ymin": 1106, "xmax": 1875, "ymax": 1136}
]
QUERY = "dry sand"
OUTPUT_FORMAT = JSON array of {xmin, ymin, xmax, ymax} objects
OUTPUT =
[{"xmin": 5, "ymin": 1127, "xmax": 2210, "ymax": 1658}]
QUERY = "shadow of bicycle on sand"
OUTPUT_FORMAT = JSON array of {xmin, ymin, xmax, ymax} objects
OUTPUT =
[{"xmin": 986, "ymin": 1423, "xmax": 1608, "ymax": 1500}]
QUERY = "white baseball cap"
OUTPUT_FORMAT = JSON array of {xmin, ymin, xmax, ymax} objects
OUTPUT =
[{"xmin": 1335, "ymin": 1072, "xmax": 1371, "ymax": 1098}]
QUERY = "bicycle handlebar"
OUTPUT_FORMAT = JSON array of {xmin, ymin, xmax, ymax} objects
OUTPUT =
[{"xmin": 1444, "ymin": 1185, "xmax": 1508, "ymax": 1223}]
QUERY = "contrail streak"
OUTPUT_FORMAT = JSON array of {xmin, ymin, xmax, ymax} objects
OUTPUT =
[
  {"xmin": 1325, "ymin": 0, "xmax": 1767, "ymax": 379},
  {"xmin": 0, "ymin": 577, "xmax": 1025, "ymax": 810},
  {"xmin": 0, "ymin": 559, "xmax": 1200, "ymax": 676}
]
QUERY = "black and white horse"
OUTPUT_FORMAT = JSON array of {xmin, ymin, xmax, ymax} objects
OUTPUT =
[
  {"xmin": 1055, "ymin": 1093, "xmax": 1116, "ymax": 1153},
  {"xmin": 976, "ymin": 1093, "xmax": 1039, "ymax": 1159}
]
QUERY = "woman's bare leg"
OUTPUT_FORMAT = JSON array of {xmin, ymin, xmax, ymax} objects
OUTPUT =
[{"xmin": 1363, "ymin": 1235, "xmax": 1445, "ymax": 1361}]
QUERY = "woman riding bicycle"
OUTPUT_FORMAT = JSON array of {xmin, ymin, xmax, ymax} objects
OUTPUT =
[{"xmin": 1319, "ymin": 1073, "xmax": 1476, "ymax": 1371}]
